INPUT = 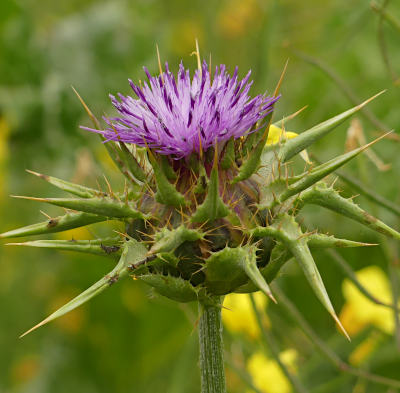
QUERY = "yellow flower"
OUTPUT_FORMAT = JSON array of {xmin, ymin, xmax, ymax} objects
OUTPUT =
[
  {"xmin": 340, "ymin": 266, "xmax": 394, "ymax": 335},
  {"xmin": 266, "ymin": 125, "xmax": 298, "ymax": 146},
  {"xmin": 266, "ymin": 125, "xmax": 310, "ymax": 163},
  {"xmin": 222, "ymin": 292, "xmax": 267, "ymax": 339},
  {"xmin": 246, "ymin": 349, "xmax": 298, "ymax": 393}
]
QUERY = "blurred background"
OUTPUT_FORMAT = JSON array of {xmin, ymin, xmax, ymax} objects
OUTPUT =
[{"xmin": 0, "ymin": 0, "xmax": 400, "ymax": 392}]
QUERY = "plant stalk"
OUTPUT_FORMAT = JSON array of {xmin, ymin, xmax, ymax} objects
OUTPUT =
[{"xmin": 198, "ymin": 298, "xmax": 226, "ymax": 393}]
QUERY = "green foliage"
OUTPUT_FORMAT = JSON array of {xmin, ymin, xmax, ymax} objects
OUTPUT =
[{"xmin": 191, "ymin": 161, "xmax": 230, "ymax": 223}]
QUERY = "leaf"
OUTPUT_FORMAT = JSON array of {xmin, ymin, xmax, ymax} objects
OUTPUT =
[
  {"xmin": 102, "ymin": 139, "xmax": 137, "ymax": 183},
  {"xmin": 258, "ymin": 132, "xmax": 390, "ymax": 210},
  {"xmin": 298, "ymin": 182, "xmax": 400, "ymax": 241},
  {"xmin": 20, "ymin": 238, "xmax": 148, "ymax": 337},
  {"xmin": 26, "ymin": 170, "xmax": 100, "ymax": 198},
  {"xmin": 231, "ymin": 114, "xmax": 273, "ymax": 184},
  {"xmin": 149, "ymin": 153, "xmax": 186, "ymax": 208},
  {"xmin": 7, "ymin": 238, "xmax": 122, "ymax": 259},
  {"xmin": 279, "ymin": 91, "xmax": 385, "ymax": 162},
  {"xmin": 139, "ymin": 275, "xmax": 198, "ymax": 302},
  {"xmin": 12, "ymin": 195, "xmax": 146, "ymax": 220},
  {"xmin": 235, "ymin": 243, "xmax": 293, "ymax": 294},
  {"xmin": 241, "ymin": 250, "xmax": 277, "ymax": 303},
  {"xmin": 0, "ymin": 212, "xmax": 107, "ymax": 239},
  {"xmin": 289, "ymin": 237, "xmax": 350, "ymax": 340},
  {"xmin": 220, "ymin": 137, "xmax": 235, "ymax": 170},
  {"xmin": 150, "ymin": 225, "xmax": 204, "ymax": 254},
  {"xmin": 307, "ymin": 233, "xmax": 376, "ymax": 249},
  {"xmin": 192, "ymin": 150, "xmax": 230, "ymax": 223},
  {"xmin": 329, "ymin": 167, "xmax": 400, "ymax": 217},
  {"xmin": 205, "ymin": 245, "xmax": 275, "ymax": 301},
  {"xmin": 254, "ymin": 214, "xmax": 349, "ymax": 339},
  {"xmin": 276, "ymin": 133, "xmax": 390, "ymax": 206},
  {"xmin": 119, "ymin": 142, "xmax": 147, "ymax": 182}
]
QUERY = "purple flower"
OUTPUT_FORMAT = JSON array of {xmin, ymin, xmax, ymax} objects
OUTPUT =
[{"xmin": 83, "ymin": 61, "xmax": 279, "ymax": 158}]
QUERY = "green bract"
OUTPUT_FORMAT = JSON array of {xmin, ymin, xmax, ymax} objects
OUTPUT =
[{"xmin": 2, "ymin": 89, "xmax": 398, "ymax": 341}]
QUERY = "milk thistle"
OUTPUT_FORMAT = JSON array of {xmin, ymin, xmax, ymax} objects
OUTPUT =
[{"xmin": 2, "ymin": 47, "xmax": 399, "ymax": 393}]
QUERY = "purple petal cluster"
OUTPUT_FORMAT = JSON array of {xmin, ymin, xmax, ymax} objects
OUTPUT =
[{"xmin": 84, "ymin": 61, "xmax": 279, "ymax": 158}]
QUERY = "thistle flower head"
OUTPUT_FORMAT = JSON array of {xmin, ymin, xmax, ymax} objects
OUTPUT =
[
  {"xmin": 3, "ymin": 50, "xmax": 394, "ymax": 343},
  {"xmin": 84, "ymin": 60, "xmax": 279, "ymax": 158}
]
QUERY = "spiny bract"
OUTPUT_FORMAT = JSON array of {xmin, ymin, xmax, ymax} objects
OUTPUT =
[{"xmin": 2, "ymin": 59, "xmax": 398, "ymax": 339}]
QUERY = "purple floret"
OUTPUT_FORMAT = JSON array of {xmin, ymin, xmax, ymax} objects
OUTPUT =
[{"xmin": 82, "ymin": 61, "xmax": 280, "ymax": 158}]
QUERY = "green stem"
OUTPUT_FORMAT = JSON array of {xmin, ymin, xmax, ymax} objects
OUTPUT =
[{"xmin": 198, "ymin": 298, "xmax": 226, "ymax": 393}]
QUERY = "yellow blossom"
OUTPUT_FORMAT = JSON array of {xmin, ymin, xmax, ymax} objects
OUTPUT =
[
  {"xmin": 267, "ymin": 125, "xmax": 298, "ymax": 146},
  {"xmin": 222, "ymin": 292, "xmax": 267, "ymax": 339},
  {"xmin": 266, "ymin": 125, "xmax": 310, "ymax": 163},
  {"xmin": 340, "ymin": 266, "xmax": 394, "ymax": 335},
  {"xmin": 246, "ymin": 349, "xmax": 298, "ymax": 393}
]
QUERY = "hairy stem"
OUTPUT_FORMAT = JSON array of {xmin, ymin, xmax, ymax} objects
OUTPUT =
[{"xmin": 198, "ymin": 298, "xmax": 226, "ymax": 393}]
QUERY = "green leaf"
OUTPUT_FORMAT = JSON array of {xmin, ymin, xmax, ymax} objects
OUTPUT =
[
  {"xmin": 258, "ymin": 133, "xmax": 389, "ymax": 210},
  {"xmin": 192, "ymin": 151, "xmax": 230, "ymax": 223},
  {"xmin": 235, "ymin": 243, "xmax": 292, "ymax": 294},
  {"xmin": 289, "ymin": 237, "xmax": 349, "ymax": 339},
  {"xmin": 298, "ymin": 182, "xmax": 400, "ymax": 241},
  {"xmin": 12, "ymin": 195, "xmax": 146, "ymax": 220},
  {"xmin": 149, "ymin": 154, "xmax": 186, "ymax": 208},
  {"xmin": 119, "ymin": 142, "xmax": 147, "ymax": 183},
  {"xmin": 7, "ymin": 238, "xmax": 122, "ymax": 259},
  {"xmin": 241, "ymin": 248, "xmax": 276, "ymax": 302},
  {"xmin": 20, "ymin": 238, "xmax": 148, "ymax": 337},
  {"xmin": 307, "ymin": 233, "xmax": 376, "ymax": 248},
  {"xmin": 0, "ymin": 212, "xmax": 108, "ymax": 239},
  {"xmin": 241, "ymin": 123, "xmax": 260, "ymax": 157},
  {"xmin": 205, "ymin": 246, "xmax": 252, "ymax": 295},
  {"xmin": 102, "ymin": 139, "xmax": 137, "ymax": 184},
  {"xmin": 26, "ymin": 170, "xmax": 100, "ymax": 198},
  {"xmin": 205, "ymin": 245, "xmax": 275, "ymax": 301},
  {"xmin": 192, "ymin": 163, "xmax": 208, "ymax": 195},
  {"xmin": 254, "ymin": 214, "xmax": 349, "ymax": 339},
  {"xmin": 232, "ymin": 114, "xmax": 273, "ymax": 184},
  {"xmin": 139, "ymin": 274, "xmax": 198, "ymax": 302},
  {"xmin": 330, "ymin": 167, "xmax": 400, "ymax": 217},
  {"xmin": 159, "ymin": 155, "xmax": 177, "ymax": 181},
  {"xmin": 237, "ymin": 234, "xmax": 371, "ymax": 294},
  {"xmin": 279, "ymin": 91, "xmax": 385, "ymax": 162},
  {"xmin": 150, "ymin": 225, "xmax": 204, "ymax": 254},
  {"xmin": 220, "ymin": 137, "xmax": 235, "ymax": 170}
]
